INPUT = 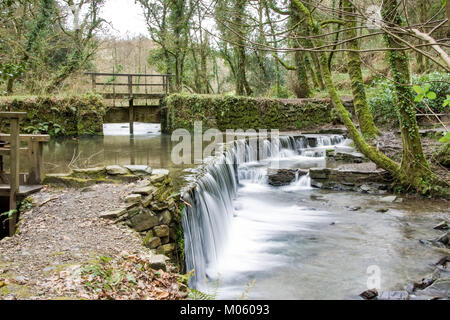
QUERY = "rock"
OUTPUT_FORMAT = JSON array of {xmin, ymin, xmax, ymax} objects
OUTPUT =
[
  {"xmin": 160, "ymin": 210, "xmax": 172, "ymax": 225},
  {"xmin": 326, "ymin": 150, "xmax": 367, "ymax": 164},
  {"xmin": 154, "ymin": 225, "xmax": 170, "ymax": 237},
  {"xmin": 156, "ymin": 243, "xmax": 176, "ymax": 255},
  {"xmin": 161, "ymin": 236, "xmax": 170, "ymax": 245},
  {"xmin": 359, "ymin": 185, "xmax": 372, "ymax": 193},
  {"xmin": 376, "ymin": 208, "xmax": 389, "ymax": 213},
  {"xmin": 380, "ymin": 196, "xmax": 397, "ymax": 203},
  {"xmin": 415, "ymin": 278, "xmax": 450, "ymax": 298},
  {"xmin": 106, "ymin": 165, "xmax": 129, "ymax": 175},
  {"xmin": 152, "ymin": 169, "xmax": 170, "ymax": 176},
  {"xmin": 150, "ymin": 173, "xmax": 169, "ymax": 184},
  {"xmin": 148, "ymin": 255, "xmax": 167, "ymax": 271},
  {"xmin": 436, "ymin": 232, "xmax": 449, "ymax": 246},
  {"xmin": 125, "ymin": 194, "xmax": 142, "ymax": 204},
  {"xmin": 141, "ymin": 195, "xmax": 154, "ymax": 207},
  {"xmin": 72, "ymin": 167, "xmax": 106, "ymax": 177},
  {"xmin": 377, "ymin": 291, "xmax": 409, "ymax": 300},
  {"xmin": 310, "ymin": 194, "xmax": 326, "ymax": 201},
  {"xmin": 129, "ymin": 209, "xmax": 160, "ymax": 232},
  {"xmin": 133, "ymin": 185, "xmax": 158, "ymax": 196},
  {"xmin": 360, "ymin": 289, "xmax": 378, "ymax": 300},
  {"xmin": 434, "ymin": 221, "xmax": 449, "ymax": 231},
  {"xmin": 436, "ymin": 256, "xmax": 450, "ymax": 267},
  {"xmin": 99, "ymin": 208, "xmax": 127, "ymax": 220},
  {"xmin": 267, "ymin": 169, "xmax": 307, "ymax": 187},
  {"xmin": 151, "ymin": 201, "xmax": 169, "ymax": 212},
  {"xmin": 169, "ymin": 227, "xmax": 178, "ymax": 241},
  {"xmin": 310, "ymin": 168, "xmax": 393, "ymax": 194},
  {"xmin": 348, "ymin": 206, "xmax": 361, "ymax": 211},
  {"xmin": 124, "ymin": 165, "xmax": 152, "ymax": 175},
  {"xmin": 144, "ymin": 237, "xmax": 161, "ymax": 249}
]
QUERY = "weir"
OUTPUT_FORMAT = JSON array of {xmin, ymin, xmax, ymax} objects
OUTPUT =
[{"xmin": 181, "ymin": 134, "xmax": 346, "ymax": 290}]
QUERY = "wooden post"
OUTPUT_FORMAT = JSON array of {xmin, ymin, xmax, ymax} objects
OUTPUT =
[
  {"xmin": 91, "ymin": 74, "xmax": 96, "ymax": 91},
  {"xmin": 28, "ymin": 140, "xmax": 44, "ymax": 185},
  {"xmin": 8, "ymin": 118, "xmax": 19, "ymax": 237},
  {"xmin": 128, "ymin": 75, "xmax": 134, "ymax": 135}
]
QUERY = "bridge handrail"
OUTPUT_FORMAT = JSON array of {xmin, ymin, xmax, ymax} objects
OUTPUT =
[{"xmin": 84, "ymin": 72, "xmax": 174, "ymax": 77}]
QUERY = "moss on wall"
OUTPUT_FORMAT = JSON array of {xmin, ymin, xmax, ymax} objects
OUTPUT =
[
  {"xmin": 0, "ymin": 93, "xmax": 106, "ymax": 136},
  {"xmin": 163, "ymin": 93, "xmax": 341, "ymax": 133}
]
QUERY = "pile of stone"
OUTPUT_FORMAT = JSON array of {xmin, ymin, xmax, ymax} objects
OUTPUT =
[{"xmin": 99, "ymin": 169, "xmax": 181, "ymax": 259}]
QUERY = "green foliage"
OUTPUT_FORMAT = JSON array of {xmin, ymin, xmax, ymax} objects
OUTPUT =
[
  {"xmin": 440, "ymin": 132, "xmax": 450, "ymax": 143},
  {"xmin": 0, "ymin": 94, "xmax": 106, "ymax": 136},
  {"xmin": 369, "ymin": 71, "xmax": 450, "ymax": 126},
  {"xmin": 413, "ymin": 84, "xmax": 437, "ymax": 102},
  {"xmin": 188, "ymin": 289, "xmax": 216, "ymax": 300},
  {"xmin": 24, "ymin": 121, "xmax": 63, "ymax": 136},
  {"xmin": 265, "ymin": 85, "xmax": 295, "ymax": 98},
  {"xmin": 0, "ymin": 209, "xmax": 17, "ymax": 221},
  {"xmin": 18, "ymin": 198, "xmax": 33, "ymax": 213}
]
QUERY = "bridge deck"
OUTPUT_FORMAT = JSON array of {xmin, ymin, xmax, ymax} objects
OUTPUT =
[
  {"xmin": 0, "ymin": 185, "xmax": 44, "ymax": 197},
  {"xmin": 101, "ymin": 93, "xmax": 166, "ymax": 100}
]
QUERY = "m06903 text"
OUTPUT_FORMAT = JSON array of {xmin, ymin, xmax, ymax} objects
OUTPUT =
[{"xmin": 224, "ymin": 304, "xmax": 269, "ymax": 315}]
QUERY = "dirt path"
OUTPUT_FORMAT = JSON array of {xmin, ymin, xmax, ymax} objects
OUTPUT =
[{"xmin": 0, "ymin": 182, "xmax": 154, "ymax": 300}]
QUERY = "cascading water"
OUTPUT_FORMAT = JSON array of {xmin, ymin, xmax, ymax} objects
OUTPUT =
[{"xmin": 181, "ymin": 134, "xmax": 345, "ymax": 290}]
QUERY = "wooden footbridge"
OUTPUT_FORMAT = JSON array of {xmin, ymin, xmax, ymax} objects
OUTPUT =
[
  {"xmin": 0, "ymin": 112, "xmax": 49, "ymax": 237},
  {"xmin": 85, "ymin": 72, "xmax": 173, "ymax": 134}
]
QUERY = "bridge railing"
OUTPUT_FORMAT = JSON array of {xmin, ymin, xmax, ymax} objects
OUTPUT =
[{"xmin": 84, "ymin": 72, "xmax": 174, "ymax": 97}]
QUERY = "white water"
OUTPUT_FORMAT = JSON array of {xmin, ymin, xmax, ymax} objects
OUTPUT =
[
  {"xmin": 182, "ymin": 135, "xmax": 345, "ymax": 291},
  {"xmin": 181, "ymin": 134, "xmax": 448, "ymax": 300},
  {"xmin": 103, "ymin": 122, "xmax": 161, "ymax": 136}
]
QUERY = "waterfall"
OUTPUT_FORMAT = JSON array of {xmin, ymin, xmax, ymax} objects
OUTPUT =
[{"xmin": 181, "ymin": 134, "xmax": 344, "ymax": 289}]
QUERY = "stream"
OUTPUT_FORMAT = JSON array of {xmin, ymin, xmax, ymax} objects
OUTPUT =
[
  {"xmin": 40, "ymin": 123, "xmax": 448, "ymax": 300},
  {"xmin": 181, "ymin": 134, "xmax": 449, "ymax": 300}
]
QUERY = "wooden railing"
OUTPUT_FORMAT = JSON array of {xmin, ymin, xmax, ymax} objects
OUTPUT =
[
  {"xmin": 0, "ymin": 112, "xmax": 50, "ymax": 236},
  {"xmin": 85, "ymin": 72, "xmax": 173, "ymax": 98}
]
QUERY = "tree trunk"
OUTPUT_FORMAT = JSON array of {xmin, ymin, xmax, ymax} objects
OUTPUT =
[
  {"xmin": 382, "ymin": 0, "xmax": 432, "ymax": 187},
  {"xmin": 342, "ymin": 0, "xmax": 380, "ymax": 140},
  {"xmin": 234, "ymin": 0, "xmax": 252, "ymax": 96},
  {"xmin": 290, "ymin": 1, "xmax": 311, "ymax": 98},
  {"xmin": 6, "ymin": 78, "xmax": 14, "ymax": 95}
]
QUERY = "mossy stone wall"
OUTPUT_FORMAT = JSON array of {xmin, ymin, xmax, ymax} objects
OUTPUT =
[
  {"xmin": 163, "ymin": 94, "xmax": 348, "ymax": 133},
  {"xmin": 0, "ymin": 94, "xmax": 106, "ymax": 136}
]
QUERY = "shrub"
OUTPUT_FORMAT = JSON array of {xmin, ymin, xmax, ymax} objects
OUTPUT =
[{"xmin": 369, "ymin": 71, "xmax": 450, "ymax": 126}]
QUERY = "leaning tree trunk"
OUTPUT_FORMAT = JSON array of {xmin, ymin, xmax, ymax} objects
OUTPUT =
[
  {"xmin": 290, "ymin": 0, "xmax": 404, "ymax": 183},
  {"xmin": 381, "ymin": 0, "xmax": 432, "ymax": 188},
  {"xmin": 342, "ymin": 0, "xmax": 380, "ymax": 140},
  {"xmin": 291, "ymin": 0, "xmax": 438, "ymax": 193}
]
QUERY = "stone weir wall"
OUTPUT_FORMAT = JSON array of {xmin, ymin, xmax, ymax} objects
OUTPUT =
[
  {"xmin": 44, "ymin": 166, "xmax": 185, "ymax": 270},
  {"xmin": 0, "ymin": 95, "xmax": 106, "ymax": 136},
  {"xmin": 162, "ymin": 94, "xmax": 354, "ymax": 134}
]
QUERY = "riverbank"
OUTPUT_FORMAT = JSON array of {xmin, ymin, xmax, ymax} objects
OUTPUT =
[{"xmin": 0, "ymin": 182, "xmax": 187, "ymax": 300}]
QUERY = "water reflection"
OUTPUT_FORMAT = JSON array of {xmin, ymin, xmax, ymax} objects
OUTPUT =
[{"xmin": 42, "ymin": 123, "xmax": 191, "ymax": 186}]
